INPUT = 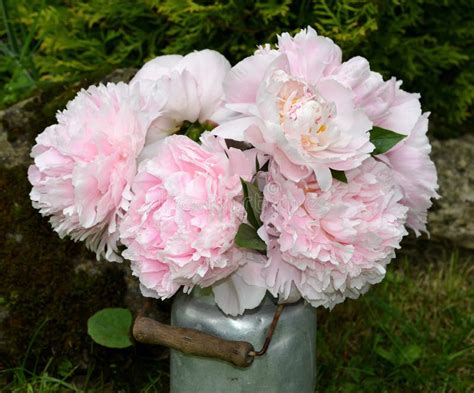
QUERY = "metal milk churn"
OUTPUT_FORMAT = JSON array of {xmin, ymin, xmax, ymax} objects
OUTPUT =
[{"xmin": 169, "ymin": 292, "xmax": 317, "ymax": 393}]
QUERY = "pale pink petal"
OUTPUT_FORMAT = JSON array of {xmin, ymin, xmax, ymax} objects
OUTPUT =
[
  {"xmin": 277, "ymin": 26, "xmax": 342, "ymax": 84},
  {"xmin": 131, "ymin": 55, "xmax": 183, "ymax": 83},
  {"xmin": 211, "ymin": 116, "xmax": 257, "ymax": 141},
  {"xmin": 380, "ymin": 113, "xmax": 439, "ymax": 235},
  {"xmin": 377, "ymin": 84, "xmax": 421, "ymax": 135},
  {"xmin": 177, "ymin": 49, "xmax": 231, "ymax": 121},
  {"xmin": 213, "ymin": 255, "xmax": 267, "ymax": 316},
  {"xmin": 29, "ymin": 83, "xmax": 153, "ymax": 262},
  {"xmin": 120, "ymin": 135, "xmax": 258, "ymax": 299},
  {"xmin": 224, "ymin": 49, "xmax": 280, "ymax": 104},
  {"xmin": 259, "ymin": 159, "xmax": 408, "ymax": 308}
]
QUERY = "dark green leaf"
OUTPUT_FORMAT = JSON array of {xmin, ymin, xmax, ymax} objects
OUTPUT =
[
  {"xmin": 256, "ymin": 158, "xmax": 270, "ymax": 173},
  {"xmin": 87, "ymin": 308, "xmax": 133, "ymax": 349},
  {"xmin": 260, "ymin": 160, "xmax": 270, "ymax": 173},
  {"xmin": 235, "ymin": 223, "xmax": 266, "ymax": 251},
  {"xmin": 240, "ymin": 179, "xmax": 259, "ymax": 229},
  {"xmin": 331, "ymin": 169, "xmax": 348, "ymax": 183},
  {"xmin": 225, "ymin": 139, "xmax": 253, "ymax": 151},
  {"xmin": 179, "ymin": 121, "xmax": 214, "ymax": 142},
  {"xmin": 370, "ymin": 126, "xmax": 407, "ymax": 155},
  {"xmin": 242, "ymin": 179, "xmax": 263, "ymax": 228}
]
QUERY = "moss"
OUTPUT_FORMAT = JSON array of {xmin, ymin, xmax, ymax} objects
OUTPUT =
[{"xmin": 0, "ymin": 164, "xmax": 129, "ymax": 371}]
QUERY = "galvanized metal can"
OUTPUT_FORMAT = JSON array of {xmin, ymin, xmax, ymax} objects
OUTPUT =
[{"xmin": 170, "ymin": 292, "xmax": 317, "ymax": 393}]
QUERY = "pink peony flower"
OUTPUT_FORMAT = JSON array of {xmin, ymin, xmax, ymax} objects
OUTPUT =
[
  {"xmin": 131, "ymin": 50, "xmax": 231, "ymax": 159},
  {"xmin": 28, "ymin": 82, "xmax": 154, "ymax": 261},
  {"xmin": 330, "ymin": 56, "xmax": 422, "ymax": 135},
  {"xmin": 379, "ymin": 114, "xmax": 439, "ymax": 234},
  {"xmin": 28, "ymin": 51, "xmax": 232, "ymax": 262},
  {"xmin": 331, "ymin": 57, "xmax": 439, "ymax": 234},
  {"xmin": 119, "ymin": 134, "xmax": 257, "ymax": 300},
  {"xmin": 257, "ymin": 158, "xmax": 408, "ymax": 309},
  {"xmin": 213, "ymin": 27, "xmax": 374, "ymax": 191}
]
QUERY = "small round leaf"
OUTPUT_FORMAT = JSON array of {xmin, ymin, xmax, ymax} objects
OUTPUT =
[{"xmin": 87, "ymin": 308, "xmax": 133, "ymax": 349}]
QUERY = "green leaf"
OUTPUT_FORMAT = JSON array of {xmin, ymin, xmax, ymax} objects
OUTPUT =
[
  {"xmin": 87, "ymin": 308, "xmax": 133, "ymax": 349},
  {"xmin": 57, "ymin": 359, "xmax": 74, "ymax": 378},
  {"xmin": 256, "ymin": 158, "xmax": 270, "ymax": 174},
  {"xmin": 240, "ymin": 179, "xmax": 259, "ymax": 229},
  {"xmin": 179, "ymin": 121, "xmax": 214, "ymax": 142},
  {"xmin": 400, "ymin": 345, "xmax": 422, "ymax": 365},
  {"xmin": 260, "ymin": 160, "xmax": 270, "ymax": 173},
  {"xmin": 225, "ymin": 139, "xmax": 253, "ymax": 151},
  {"xmin": 375, "ymin": 344, "xmax": 422, "ymax": 366},
  {"xmin": 375, "ymin": 346, "xmax": 399, "ymax": 365},
  {"xmin": 242, "ymin": 179, "xmax": 263, "ymax": 228},
  {"xmin": 331, "ymin": 169, "xmax": 348, "ymax": 183},
  {"xmin": 235, "ymin": 223, "xmax": 266, "ymax": 251},
  {"xmin": 255, "ymin": 158, "xmax": 270, "ymax": 173},
  {"xmin": 370, "ymin": 126, "xmax": 407, "ymax": 155}
]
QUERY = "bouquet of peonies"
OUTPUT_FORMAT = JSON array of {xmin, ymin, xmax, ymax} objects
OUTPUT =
[{"xmin": 29, "ymin": 28, "xmax": 438, "ymax": 316}]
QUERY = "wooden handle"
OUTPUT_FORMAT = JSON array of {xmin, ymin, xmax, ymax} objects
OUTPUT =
[{"xmin": 133, "ymin": 317, "xmax": 255, "ymax": 368}]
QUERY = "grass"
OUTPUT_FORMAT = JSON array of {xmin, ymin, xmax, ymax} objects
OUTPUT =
[
  {"xmin": 1, "ymin": 250, "xmax": 472, "ymax": 392},
  {"xmin": 2, "ymin": 361, "xmax": 85, "ymax": 393},
  {"xmin": 316, "ymin": 250, "xmax": 473, "ymax": 392}
]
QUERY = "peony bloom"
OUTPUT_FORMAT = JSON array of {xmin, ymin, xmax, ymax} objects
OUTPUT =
[
  {"xmin": 379, "ymin": 114, "xmax": 439, "ymax": 234},
  {"xmin": 28, "ymin": 83, "xmax": 154, "ymax": 261},
  {"xmin": 213, "ymin": 27, "xmax": 374, "ymax": 191},
  {"xmin": 119, "ymin": 134, "xmax": 257, "ymax": 300},
  {"xmin": 257, "ymin": 158, "xmax": 408, "ymax": 309},
  {"xmin": 28, "ymin": 51, "xmax": 232, "ymax": 262},
  {"xmin": 131, "ymin": 50, "xmax": 231, "ymax": 159},
  {"xmin": 330, "ymin": 56, "xmax": 439, "ymax": 234}
]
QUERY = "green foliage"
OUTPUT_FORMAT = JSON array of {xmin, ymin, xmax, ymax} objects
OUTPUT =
[
  {"xmin": 236, "ymin": 177, "xmax": 266, "ymax": 252},
  {"xmin": 330, "ymin": 169, "xmax": 348, "ymax": 183},
  {"xmin": 235, "ymin": 223, "xmax": 266, "ymax": 251},
  {"xmin": 179, "ymin": 120, "xmax": 213, "ymax": 142},
  {"xmin": 0, "ymin": 0, "xmax": 40, "ymax": 106},
  {"xmin": 0, "ymin": 0, "xmax": 472, "ymax": 137},
  {"xmin": 87, "ymin": 308, "xmax": 133, "ymax": 349},
  {"xmin": 370, "ymin": 127, "xmax": 407, "ymax": 155},
  {"xmin": 240, "ymin": 178, "xmax": 263, "ymax": 229}
]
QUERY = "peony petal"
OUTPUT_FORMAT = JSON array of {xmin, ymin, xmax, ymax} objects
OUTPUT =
[
  {"xmin": 278, "ymin": 26, "xmax": 342, "ymax": 85},
  {"xmin": 213, "ymin": 271, "xmax": 267, "ymax": 316},
  {"xmin": 131, "ymin": 55, "xmax": 183, "ymax": 83},
  {"xmin": 224, "ymin": 49, "xmax": 280, "ymax": 104},
  {"xmin": 177, "ymin": 49, "xmax": 231, "ymax": 122},
  {"xmin": 211, "ymin": 116, "xmax": 257, "ymax": 141}
]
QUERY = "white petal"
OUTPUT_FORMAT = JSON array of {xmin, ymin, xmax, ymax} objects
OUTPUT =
[
  {"xmin": 178, "ymin": 50, "xmax": 231, "ymax": 121},
  {"xmin": 211, "ymin": 116, "xmax": 257, "ymax": 141},
  {"xmin": 312, "ymin": 164, "xmax": 332, "ymax": 191},
  {"xmin": 131, "ymin": 55, "xmax": 183, "ymax": 84},
  {"xmin": 224, "ymin": 50, "xmax": 280, "ymax": 104},
  {"xmin": 213, "ymin": 272, "xmax": 266, "ymax": 316}
]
